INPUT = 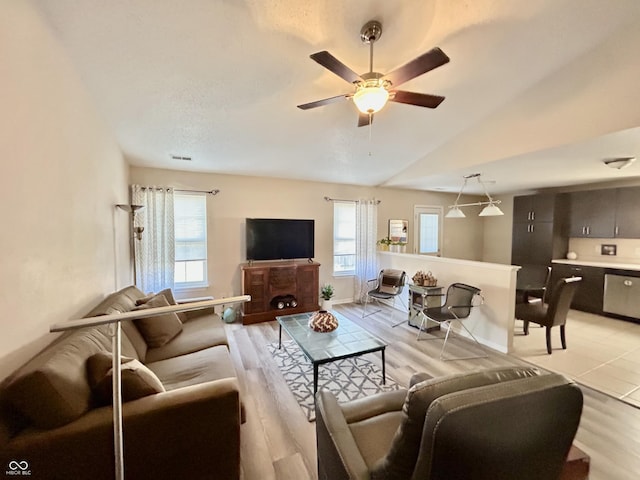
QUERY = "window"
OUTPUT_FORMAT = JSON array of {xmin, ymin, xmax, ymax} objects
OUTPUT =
[
  {"xmin": 333, "ymin": 202, "xmax": 356, "ymax": 275},
  {"xmin": 174, "ymin": 193, "xmax": 207, "ymax": 288},
  {"xmin": 414, "ymin": 205, "xmax": 443, "ymax": 255}
]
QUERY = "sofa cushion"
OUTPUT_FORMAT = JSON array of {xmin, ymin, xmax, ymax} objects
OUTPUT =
[
  {"xmin": 133, "ymin": 295, "xmax": 183, "ymax": 347},
  {"xmin": 349, "ymin": 411, "xmax": 405, "ymax": 469},
  {"xmin": 85, "ymin": 285, "xmax": 145, "ymax": 317},
  {"xmin": 2, "ymin": 325, "xmax": 114, "ymax": 429},
  {"xmin": 120, "ymin": 320, "xmax": 148, "ymax": 362},
  {"xmin": 136, "ymin": 288, "xmax": 187, "ymax": 322},
  {"xmin": 147, "ymin": 346, "xmax": 236, "ymax": 391},
  {"xmin": 144, "ymin": 313, "xmax": 229, "ymax": 363},
  {"xmin": 86, "ymin": 352, "xmax": 165, "ymax": 405},
  {"xmin": 84, "ymin": 285, "xmax": 148, "ymax": 361}
]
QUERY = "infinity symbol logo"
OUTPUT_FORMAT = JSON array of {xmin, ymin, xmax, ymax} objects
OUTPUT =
[{"xmin": 8, "ymin": 460, "xmax": 29, "ymax": 471}]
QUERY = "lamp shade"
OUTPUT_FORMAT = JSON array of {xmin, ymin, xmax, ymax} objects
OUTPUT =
[
  {"xmin": 479, "ymin": 204, "xmax": 504, "ymax": 217},
  {"xmin": 445, "ymin": 207, "xmax": 466, "ymax": 218},
  {"xmin": 353, "ymin": 85, "xmax": 389, "ymax": 114}
]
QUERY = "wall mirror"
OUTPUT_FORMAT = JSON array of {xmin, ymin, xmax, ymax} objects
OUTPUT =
[{"xmin": 388, "ymin": 219, "xmax": 408, "ymax": 243}]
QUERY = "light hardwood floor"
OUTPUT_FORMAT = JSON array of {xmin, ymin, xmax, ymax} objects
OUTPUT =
[{"xmin": 228, "ymin": 303, "xmax": 640, "ymax": 480}]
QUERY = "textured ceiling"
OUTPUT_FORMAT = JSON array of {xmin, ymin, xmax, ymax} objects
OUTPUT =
[{"xmin": 34, "ymin": 0, "xmax": 640, "ymax": 194}]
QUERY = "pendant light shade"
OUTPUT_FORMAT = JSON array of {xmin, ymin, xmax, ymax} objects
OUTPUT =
[
  {"xmin": 446, "ymin": 173, "xmax": 503, "ymax": 219},
  {"xmin": 445, "ymin": 207, "xmax": 466, "ymax": 218},
  {"xmin": 478, "ymin": 204, "xmax": 504, "ymax": 217}
]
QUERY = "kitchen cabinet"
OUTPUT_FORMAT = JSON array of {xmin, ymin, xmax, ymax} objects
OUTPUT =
[
  {"xmin": 550, "ymin": 263, "xmax": 605, "ymax": 314},
  {"xmin": 567, "ymin": 186, "xmax": 640, "ymax": 238},
  {"xmin": 568, "ymin": 189, "xmax": 616, "ymax": 238},
  {"xmin": 512, "ymin": 221, "xmax": 556, "ymax": 266},
  {"xmin": 614, "ymin": 187, "xmax": 640, "ymax": 238},
  {"xmin": 511, "ymin": 194, "xmax": 568, "ymax": 267},
  {"xmin": 513, "ymin": 194, "xmax": 556, "ymax": 223}
]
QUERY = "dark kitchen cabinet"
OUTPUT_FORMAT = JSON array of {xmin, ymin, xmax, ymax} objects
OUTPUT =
[
  {"xmin": 513, "ymin": 194, "xmax": 556, "ymax": 223},
  {"xmin": 614, "ymin": 187, "xmax": 640, "ymax": 238},
  {"xmin": 550, "ymin": 263, "xmax": 605, "ymax": 314},
  {"xmin": 512, "ymin": 221, "xmax": 556, "ymax": 266},
  {"xmin": 568, "ymin": 189, "xmax": 616, "ymax": 238},
  {"xmin": 511, "ymin": 194, "xmax": 568, "ymax": 267}
]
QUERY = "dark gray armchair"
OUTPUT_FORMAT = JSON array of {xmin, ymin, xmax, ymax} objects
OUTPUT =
[{"xmin": 316, "ymin": 367, "xmax": 583, "ymax": 480}]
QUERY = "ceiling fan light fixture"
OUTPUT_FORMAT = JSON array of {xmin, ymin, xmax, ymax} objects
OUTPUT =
[{"xmin": 353, "ymin": 84, "xmax": 389, "ymax": 114}]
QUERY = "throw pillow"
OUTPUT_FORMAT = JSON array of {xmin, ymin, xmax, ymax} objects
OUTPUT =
[
  {"xmin": 133, "ymin": 294, "xmax": 183, "ymax": 347},
  {"xmin": 136, "ymin": 288, "xmax": 187, "ymax": 322},
  {"xmin": 86, "ymin": 352, "xmax": 165, "ymax": 405}
]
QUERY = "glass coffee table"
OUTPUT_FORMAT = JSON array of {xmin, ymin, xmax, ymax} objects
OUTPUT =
[{"xmin": 276, "ymin": 310, "xmax": 387, "ymax": 395}]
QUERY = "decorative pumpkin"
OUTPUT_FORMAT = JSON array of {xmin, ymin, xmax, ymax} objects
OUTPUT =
[{"xmin": 308, "ymin": 310, "xmax": 339, "ymax": 333}]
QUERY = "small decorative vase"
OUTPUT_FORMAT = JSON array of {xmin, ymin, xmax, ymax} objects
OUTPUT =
[
  {"xmin": 309, "ymin": 310, "xmax": 338, "ymax": 333},
  {"xmin": 567, "ymin": 251, "xmax": 578, "ymax": 260},
  {"xmin": 321, "ymin": 299, "xmax": 333, "ymax": 311}
]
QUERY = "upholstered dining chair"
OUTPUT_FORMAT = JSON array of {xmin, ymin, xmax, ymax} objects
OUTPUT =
[
  {"xmin": 416, "ymin": 282, "xmax": 486, "ymax": 360},
  {"xmin": 515, "ymin": 276, "xmax": 582, "ymax": 354},
  {"xmin": 316, "ymin": 367, "xmax": 584, "ymax": 480},
  {"xmin": 515, "ymin": 264, "xmax": 552, "ymax": 304},
  {"xmin": 362, "ymin": 269, "xmax": 407, "ymax": 324}
]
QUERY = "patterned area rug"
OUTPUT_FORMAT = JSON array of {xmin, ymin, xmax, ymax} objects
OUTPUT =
[{"xmin": 268, "ymin": 340, "xmax": 400, "ymax": 421}]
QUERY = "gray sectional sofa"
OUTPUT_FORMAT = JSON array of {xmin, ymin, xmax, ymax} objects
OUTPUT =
[{"xmin": 0, "ymin": 285, "xmax": 242, "ymax": 480}]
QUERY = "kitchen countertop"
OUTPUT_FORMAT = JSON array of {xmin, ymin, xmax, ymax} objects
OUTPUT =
[{"xmin": 552, "ymin": 259, "xmax": 640, "ymax": 272}]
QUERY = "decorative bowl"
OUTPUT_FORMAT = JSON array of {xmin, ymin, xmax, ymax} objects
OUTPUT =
[{"xmin": 308, "ymin": 310, "xmax": 338, "ymax": 333}]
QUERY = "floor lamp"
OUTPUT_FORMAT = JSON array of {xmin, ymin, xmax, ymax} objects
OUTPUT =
[{"xmin": 116, "ymin": 204, "xmax": 145, "ymax": 286}]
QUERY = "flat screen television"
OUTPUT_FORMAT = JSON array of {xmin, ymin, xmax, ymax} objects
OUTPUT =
[{"xmin": 246, "ymin": 218, "xmax": 315, "ymax": 261}]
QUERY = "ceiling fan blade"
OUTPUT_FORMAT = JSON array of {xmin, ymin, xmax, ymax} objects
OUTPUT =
[
  {"xmin": 390, "ymin": 90, "xmax": 445, "ymax": 108},
  {"xmin": 357, "ymin": 113, "xmax": 374, "ymax": 128},
  {"xmin": 297, "ymin": 94, "xmax": 350, "ymax": 110},
  {"xmin": 310, "ymin": 51, "xmax": 362, "ymax": 84},
  {"xmin": 383, "ymin": 47, "xmax": 450, "ymax": 87}
]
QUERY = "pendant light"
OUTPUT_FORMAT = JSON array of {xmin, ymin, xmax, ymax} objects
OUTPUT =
[{"xmin": 445, "ymin": 173, "xmax": 504, "ymax": 218}]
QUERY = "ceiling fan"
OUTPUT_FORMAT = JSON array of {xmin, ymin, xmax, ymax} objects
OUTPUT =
[{"xmin": 297, "ymin": 20, "xmax": 450, "ymax": 127}]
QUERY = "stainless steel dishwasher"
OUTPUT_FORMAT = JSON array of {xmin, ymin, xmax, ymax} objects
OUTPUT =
[{"xmin": 603, "ymin": 274, "xmax": 640, "ymax": 319}]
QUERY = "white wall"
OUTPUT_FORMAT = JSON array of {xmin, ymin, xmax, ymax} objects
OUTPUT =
[
  {"xmin": 0, "ymin": 2, "xmax": 130, "ymax": 381},
  {"xmin": 482, "ymin": 194, "xmax": 514, "ymax": 265},
  {"xmin": 378, "ymin": 252, "xmax": 519, "ymax": 353},
  {"xmin": 130, "ymin": 167, "xmax": 489, "ymax": 304}
]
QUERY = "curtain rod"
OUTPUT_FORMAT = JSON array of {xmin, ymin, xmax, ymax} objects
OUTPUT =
[
  {"xmin": 177, "ymin": 188, "xmax": 220, "ymax": 195},
  {"xmin": 138, "ymin": 186, "xmax": 220, "ymax": 195},
  {"xmin": 324, "ymin": 196, "xmax": 381, "ymax": 204}
]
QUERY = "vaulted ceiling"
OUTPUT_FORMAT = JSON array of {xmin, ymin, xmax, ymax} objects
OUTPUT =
[{"xmin": 35, "ymin": 0, "xmax": 640, "ymax": 194}]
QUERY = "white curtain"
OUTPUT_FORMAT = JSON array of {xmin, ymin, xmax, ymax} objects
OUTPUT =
[
  {"xmin": 132, "ymin": 185, "xmax": 175, "ymax": 293},
  {"xmin": 354, "ymin": 199, "xmax": 379, "ymax": 303}
]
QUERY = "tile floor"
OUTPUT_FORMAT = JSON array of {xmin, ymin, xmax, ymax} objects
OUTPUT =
[{"xmin": 512, "ymin": 309, "xmax": 640, "ymax": 408}]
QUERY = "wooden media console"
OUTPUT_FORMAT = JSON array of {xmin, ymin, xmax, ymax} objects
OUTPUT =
[{"xmin": 241, "ymin": 260, "xmax": 320, "ymax": 324}]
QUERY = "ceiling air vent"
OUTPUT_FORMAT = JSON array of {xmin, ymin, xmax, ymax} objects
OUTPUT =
[{"xmin": 170, "ymin": 154, "xmax": 192, "ymax": 161}]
